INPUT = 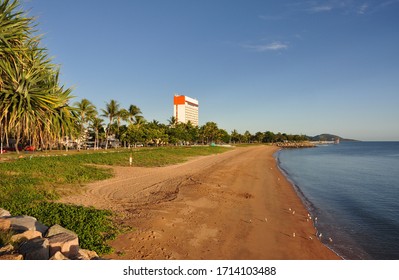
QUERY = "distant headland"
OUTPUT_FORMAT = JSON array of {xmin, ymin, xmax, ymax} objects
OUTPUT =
[{"xmin": 308, "ymin": 134, "xmax": 359, "ymax": 142}]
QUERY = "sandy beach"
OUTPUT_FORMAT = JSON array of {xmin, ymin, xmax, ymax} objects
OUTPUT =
[{"xmin": 60, "ymin": 145, "xmax": 340, "ymax": 260}]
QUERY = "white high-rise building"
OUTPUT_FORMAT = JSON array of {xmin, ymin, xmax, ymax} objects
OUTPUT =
[{"xmin": 173, "ymin": 94, "xmax": 199, "ymax": 126}]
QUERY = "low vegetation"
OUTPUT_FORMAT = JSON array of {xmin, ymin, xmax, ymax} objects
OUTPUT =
[{"xmin": 0, "ymin": 146, "xmax": 228, "ymax": 254}]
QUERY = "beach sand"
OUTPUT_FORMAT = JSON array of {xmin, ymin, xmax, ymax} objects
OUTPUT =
[{"xmin": 60, "ymin": 145, "xmax": 340, "ymax": 260}]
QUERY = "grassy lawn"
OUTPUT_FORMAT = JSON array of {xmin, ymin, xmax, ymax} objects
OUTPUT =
[{"xmin": 0, "ymin": 146, "xmax": 228, "ymax": 254}]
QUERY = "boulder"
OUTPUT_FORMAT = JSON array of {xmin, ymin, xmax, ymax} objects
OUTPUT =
[
  {"xmin": 0, "ymin": 254, "xmax": 24, "ymax": 260},
  {"xmin": 11, "ymin": 230, "xmax": 42, "ymax": 243},
  {"xmin": 0, "ymin": 244, "xmax": 14, "ymax": 256},
  {"xmin": 49, "ymin": 251, "xmax": 69, "ymax": 260},
  {"xmin": 19, "ymin": 238, "xmax": 49, "ymax": 260},
  {"xmin": 6, "ymin": 215, "xmax": 48, "ymax": 234},
  {"xmin": 48, "ymin": 232, "xmax": 79, "ymax": 259},
  {"xmin": 0, "ymin": 218, "xmax": 11, "ymax": 231},
  {"xmin": 45, "ymin": 224, "xmax": 78, "ymax": 238},
  {"xmin": 76, "ymin": 248, "xmax": 99, "ymax": 260},
  {"xmin": 0, "ymin": 208, "xmax": 11, "ymax": 217}
]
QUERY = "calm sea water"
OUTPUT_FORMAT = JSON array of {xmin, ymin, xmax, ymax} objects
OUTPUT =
[{"xmin": 276, "ymin": 142, "xmax": 399, "ymax": 260}]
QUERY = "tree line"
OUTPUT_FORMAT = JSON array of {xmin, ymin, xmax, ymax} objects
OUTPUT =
[{"xmin": 0, "ymin": 0, "xmax": 309, "ymax": 153}]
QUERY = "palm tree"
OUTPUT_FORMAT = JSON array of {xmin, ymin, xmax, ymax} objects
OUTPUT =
[
  {"xmin": 101, "ymin": 99, "xmax": 120, "ymax": 149},
  {"xmin": 1, "ymin": 0, "xmax": 77, "ymax": 152},
  {"xmin": 90, "ymin": 116, "xmax": 104, "ymax": 149},
  {"xmin": 168, "ymin": 116, "xmax": 177, "ymax": 126},
  {"xmin": 128, "ymin": 104, "xmax": 142, "ymax": 124},
  {"xmin": 74, "ymin": 98, "xmax": 97, "ymax": 149},
  {"xmin": 134, "ymin": 115, "xmax": 145, "ymax": 127},
  {"xmin": 116, "ymin": 108, "xmax": 129, "ymax": 133},
  {"xmin": 201, "ymin": 122, "xmax": 219, "ymax": 144}
]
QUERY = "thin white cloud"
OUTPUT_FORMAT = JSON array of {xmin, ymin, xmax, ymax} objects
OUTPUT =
[
  {"xmin": 309, "ymin": 5, "xmax": 333, "ymax": 13},
  {"xmin": 381, "ymin": 0, "xmax": 399, "ymax": 7},
  {"xmin": 244, "ymin": 41, "xmax": 288, "ymax": 52},
  {"xmin": 358, "ymin": 3, "xmax": 369, "ymax": 14}
]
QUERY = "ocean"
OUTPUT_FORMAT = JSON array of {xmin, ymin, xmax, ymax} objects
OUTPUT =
[{"xmin": 276, "ymin": 142, "xmax": 399, "ymax": 260}]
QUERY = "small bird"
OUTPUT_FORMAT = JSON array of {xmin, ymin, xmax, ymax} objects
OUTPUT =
[
  {"xmin": 328, "ymin": 237, "xmax": 333, "ymax": 243},
  {"xmin": 318, "ymin": 233, "xmax": 323, "ymax": 239},
  {"xmin": 309, "ymin": 236, "xmax": 313, "ymax": 240}
]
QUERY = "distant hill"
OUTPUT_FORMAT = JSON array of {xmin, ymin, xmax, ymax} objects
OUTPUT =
[{"xmin": 309, "ymin": 134, "xmax": 359, "ymax": 142}]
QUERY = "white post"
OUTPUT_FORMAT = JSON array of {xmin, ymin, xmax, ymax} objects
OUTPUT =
[{"xmin": 129, "ymin": 154, "xmax": 133, "ymax": 166}]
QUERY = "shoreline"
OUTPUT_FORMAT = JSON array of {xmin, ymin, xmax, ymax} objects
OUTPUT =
[
  {"xmin": 274, "ymin": 148, "xmax": 344, "ymax": 259},
  {"xmin": 61, "ymin": 145, "xmax": 340, "ymax": 259}
]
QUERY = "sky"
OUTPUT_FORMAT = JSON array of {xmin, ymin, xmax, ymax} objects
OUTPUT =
[{"xmin": 20, "ymin": 0, "xmax": 399, "ymax": 141}]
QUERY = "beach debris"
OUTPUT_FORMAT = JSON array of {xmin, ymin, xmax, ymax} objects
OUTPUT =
[
  {"xmin": 306, "ymin": 219, "xmax": 309, "ymax": 222},
  {"xmin": 249, "ymin": 219, "xmax": 252, "ymax": 223},
  {"xmin": 315, "ymin": 217, "xmax": 318, "ymax": 223},
  {"xmin": 292, "ymin": 232, "xmax": 296, "ymax": 238},
  {"xmin": 289, "ymin": 208, "xmax": 292, "ymax": 212},
  {"xmin": 328, "ymin": 237, "xmax": 333, "ymax": 243},
  {"xmin": 292, "ymin": 211, "xmax": 295, "ymax": 215},
  {"xmin": 264, "ymin": 218, "xmax": 268, "ymax": 222},
  {"xmin": 309, "ymin": 236, "xmax": 313, "ymax": 240}
]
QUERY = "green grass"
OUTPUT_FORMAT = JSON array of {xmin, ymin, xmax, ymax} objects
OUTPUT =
[{"xmin": 0, "ymin": 146, "xmax": 228, "ymax": 254}]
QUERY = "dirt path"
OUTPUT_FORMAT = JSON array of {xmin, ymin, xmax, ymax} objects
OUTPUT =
[{"xmin": 60, "ymin": 145, "xmax": 340, "ymax": 260}]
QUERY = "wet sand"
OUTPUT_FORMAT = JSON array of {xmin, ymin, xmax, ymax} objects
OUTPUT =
[{"xmin": 60, "ymin": 145, "xmax": 340, "ymax": 260}]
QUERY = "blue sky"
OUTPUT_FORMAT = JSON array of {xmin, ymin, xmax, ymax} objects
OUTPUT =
[{"xmin": 21, "ymin": 0, "xmax": 399, "ymax": 140}]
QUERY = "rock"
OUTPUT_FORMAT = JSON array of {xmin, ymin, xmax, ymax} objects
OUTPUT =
[
  {"xmin": 5, "ymin": 215, "xmax": 48, "ymax": 234},
  {"xmin": 0, "ymin": 208, "xmax": 11, "ymax": 217},
  {"xmin": 48, "ymin": 232, "xmax": 79, "ymax": 259},
  {"xmin": 49, "ymin": 251, "xmax": 69, "ymax": 260},
  {"xmin": 11, "ymin": 230, "xmax": 42, "ymax": 243},
  {"xmin": 0, "ymin": 218, "xmax": 11, "ymax": 231},
  {"xmin": 19, "ymin": 238, "xmax": 49, "ymax": 260},
  {"xmin": 0, "ymin": 254, "xmax": 24, "ymax": 260},
  {"xmin": 76, "ymin": 248, "xmax": 99, "ymax": 260},
  {"xmin": 0, "ymin": 244, "xmax": 14, "ymax": 256},
  {"xmin": 45, "ymin": 224, "xmax": 78, "ymax": 238}
]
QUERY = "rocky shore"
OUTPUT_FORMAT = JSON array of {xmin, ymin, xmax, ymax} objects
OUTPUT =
[
  {"xmin": 274, "ymin": 141, "xmax": 315, "ymax": 148},
  {"xmin": 0, "ymin": 208, "xmax": 99, "ymax": 260}
]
